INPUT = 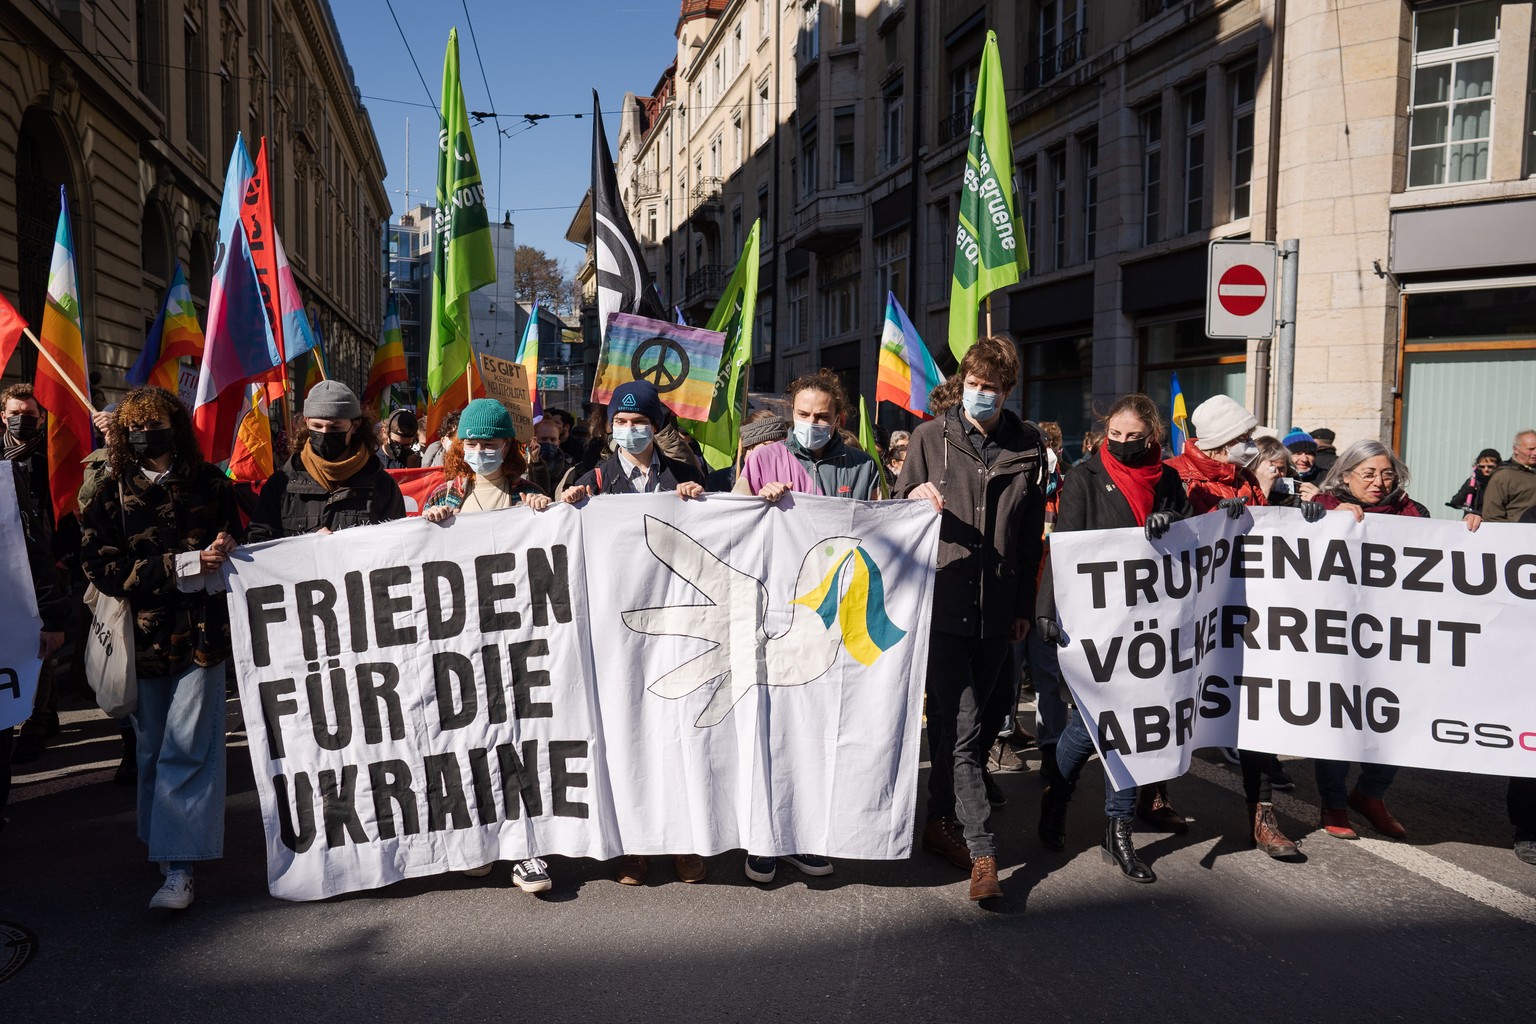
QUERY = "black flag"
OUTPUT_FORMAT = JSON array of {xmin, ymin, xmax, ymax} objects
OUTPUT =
[{"xmin": 592, "ymin": 90, "xmax": 666, "ymax": 336}]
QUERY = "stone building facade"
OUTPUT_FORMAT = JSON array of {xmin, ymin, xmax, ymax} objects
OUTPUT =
[
  {"xmin": 587, "ymin": 0, "xmax": 1536, "ymax": 516},
  {"xmin": 1, "ymin": 0, "xmax": 390, "ymax": 404}
]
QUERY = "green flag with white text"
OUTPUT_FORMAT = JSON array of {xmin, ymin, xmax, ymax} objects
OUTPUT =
[
  {"xmin": 681, "ymin": 220, "xmax": 760, "ymax": 471},
  {"xmin": 947, "ymin": 30, "xmax": 1026, "ymax": 361},
  {"xmin": 427, "ymin": 28, "xmax": 496, "ymax": 400}
]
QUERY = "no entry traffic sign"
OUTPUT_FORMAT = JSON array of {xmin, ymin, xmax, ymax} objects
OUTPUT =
[{"xmin": 1206, "ymin": 241, "xmax": 1277, "ymax": 339}]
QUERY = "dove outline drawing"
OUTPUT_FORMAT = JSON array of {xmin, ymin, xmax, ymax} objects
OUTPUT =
[{"xmin": 621, "ymin": 515, "xmax": 908, "ymax": 727}]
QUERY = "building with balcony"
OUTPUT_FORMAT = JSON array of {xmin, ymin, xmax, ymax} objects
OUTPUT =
[{"xmin": 1, "ymin": 0, "xmax": 391, "ymax": 402}]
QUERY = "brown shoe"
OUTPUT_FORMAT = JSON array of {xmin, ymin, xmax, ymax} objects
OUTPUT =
[
  {"xmin": 1348, "ymin": 789, "xmax": 1406, "ymax": 838},
  {"xmin": 675, "ymin": 854, "xmax": 707, "ymax": 882},
  {"xmin": 1320, "ymin": 807, "xmax": 1358, "ymax": 840},
  {"xmin": 968, "ymin": 856, "xmax": 1003, "ymax": 901},
  {"xmin": 616, "ymin": 855, "xmax": 649, "ymax": 885},
  {"xmin": 1249, "ymin": 802, "xmax": 1300, "ymax": 858},
  {"xmin": 921, "ymin": 818, "xmax": 973, "ymax": 871},
  {"xmin": 1136, "ymin": 784, "xmax": 1189, "ymax": 834}
]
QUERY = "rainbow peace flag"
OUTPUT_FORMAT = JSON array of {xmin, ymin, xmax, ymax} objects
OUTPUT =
[
  {"xmin": 35, "ymin": 188, "xmax": 92, "ymax": 521},
  {"xmin": 876, "ymin": 292, "xmax": 944, "ymax": 419},
  {"xmin": 592, "ymin": 312, "xmax": 725, "ymax": 422},
  {"xmin": 516, "ymin": 303, "xmax": 543, "ymax": 422},
  {"xmin": 363, "ymin": 298, "xmax": 406, "ymax": 404},
  {"xmin": 128, "ymin": 262, "xmax": 205, "ymax": 392},
  {"xmin": 793, "ymin": 546, "xmax": 907, "ymax": 667},
  {"xmin": 1170, "ymin": 372, "xmax": 1189, "ymax": 456}
]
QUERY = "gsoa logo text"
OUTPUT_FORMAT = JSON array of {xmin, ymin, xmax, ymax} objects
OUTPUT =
[{"xmin": 1431, "ymin": 719, "xmax": 1536, "ymax": 751}]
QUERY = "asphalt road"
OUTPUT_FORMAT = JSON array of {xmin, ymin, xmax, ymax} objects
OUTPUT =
[{"xmin": 3, "ymin": 696, "xmax": 1534, "ymax": 1022}]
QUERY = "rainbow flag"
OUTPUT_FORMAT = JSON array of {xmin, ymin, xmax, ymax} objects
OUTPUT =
[
  {"xmin": 594, "ymin": 312, "xmax": 725, "ymax": 422},
  {"xmin": 128, "ymin": 262, "xmax": 205, "ymax": 392},
  {"xmin": 364, "ymin": 298, "xmax": 406, "ymax": 404},
  {"xmin": 35, "ymin": 188, "xmax": 92, "ymax": 522},
  {"xmin": 516, "ymin": 303, "xmax": 543, "ymax": 422},
  {"xmin": 1170, "ymin": 372, "xmax": 1189, "ymax": 456},
  {"xmin": 876, "ymin": 292, "xmax": 945, "ymax": 419},
  {"xmin": 228, "ymin": 380, "xmax": 274, "ymax": 485}
]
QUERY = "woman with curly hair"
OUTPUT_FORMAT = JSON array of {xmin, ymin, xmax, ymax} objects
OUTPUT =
[
  {"xmin": 422, "ymin": 399, "xmax": 551, "ymax": 521},
  {"xmin": 79, "ymin": 386, "xmax": 241, "ymax": 910}
]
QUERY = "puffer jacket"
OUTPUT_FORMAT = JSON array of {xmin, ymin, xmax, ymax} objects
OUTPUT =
[
  {"xmin": 247, "ymin": 450, "xmax": 406, "ymax": 542},
  {"xmin": 894, "ymin": 407, "xmax": 1046, "ymax": 637},
  {"xmin": 80, "ymin": 460, "xmax": 240, "ymax": 677},
  {"xmin": 1164, "ymin": 444, "xmax": 1267, "ymax": 515}
]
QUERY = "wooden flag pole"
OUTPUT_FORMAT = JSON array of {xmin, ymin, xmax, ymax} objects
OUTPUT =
[
  {"xmin": 465, "ymin": 357, "xmax": 474, "ymax": 404},
  {"xmin": 984, "ymin": 295, "xmax": 993, "ymax": 336},
  {"xmin": 23, "ymin": 326, "xmax": 97, "ymax": 415},
  {"xmin": 313, "ymin": 348, "xmax": 328, "ymax": 380}
]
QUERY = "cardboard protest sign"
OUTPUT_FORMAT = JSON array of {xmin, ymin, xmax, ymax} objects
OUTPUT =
[
  {"xmin": 1050, "ymin": 508, "xmax": 1536, "ymax": 789},
  {"xmin": 475, "ymin": 353, "xmax": 536, "ymax": 441}
]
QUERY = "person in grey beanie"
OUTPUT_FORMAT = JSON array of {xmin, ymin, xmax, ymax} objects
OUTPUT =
[{"xmin": 247, "ymin": 380, "xmax": 405, "ymax": 541}]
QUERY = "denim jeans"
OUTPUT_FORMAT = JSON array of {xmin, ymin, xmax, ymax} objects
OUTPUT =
[
  {"xmin": 1027, "ymin": 629, "xmax": 1069, "ymax": 748},
  {"xmin": 1055, "ymin": 706, "xmax": 1137, "ymax": 818},
  {"xmin": 131, "ymin": 660, "xmax": 227, "ymax": 862},
  {"xmin": 925, "ymin": 629, "xmax": 1009, "ymax": 859},
  {"xmin": 1509, "ymin": 776, "xmax": 1536, "ymax": 835},
  {"xmin": 1314, "ymin": 760, "xmax": 1398, "ymax": 810}
]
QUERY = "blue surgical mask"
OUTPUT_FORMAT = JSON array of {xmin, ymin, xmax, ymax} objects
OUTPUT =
[
  {"xmin": 962, "ymin": 388, "xmax": 1001, "ymax": 421},
  {"xmin": 464, "ymin": 448, "xmax": 505, "ymax": 475},
  {"xmin": 793, "ymin": 420, "xmax": 834, "ymax": 452},
  {"xmin": 612, "ymin": 424, "xmax": 653, "ymax": 453}
]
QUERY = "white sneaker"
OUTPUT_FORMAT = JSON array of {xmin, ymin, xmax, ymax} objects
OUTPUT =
[
  {"xmin": 462, "ymin": 862, "xmax": 495, "ymax": 877},
  {"xmin": 149, "ymin": 869, "xmax": 194, "ymax": 910},
  {"xmin": 512, "ymin": 858, "xmax": 553, "ymax": 893}
]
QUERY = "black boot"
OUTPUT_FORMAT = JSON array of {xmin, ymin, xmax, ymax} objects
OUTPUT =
[
  {"xmin": 1037, "ymin": 743, "xmax": 1064, "ymax": 790},
  {"xmin": 1038, "ymin": 784, "xmax": 1069, "ymax": 851},
  {"xmin": 1101, "ymin": 817, "xmax": 1156, "ymax": 883}
]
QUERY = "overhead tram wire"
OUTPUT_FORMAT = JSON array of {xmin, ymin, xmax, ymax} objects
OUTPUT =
[
  {"xmin": 460, "ymin": 0, "xmax": 507, "ymax": 345},
  {"xmin": 383, "ymin": 0, "xmax": 439, "ymax": 118}
]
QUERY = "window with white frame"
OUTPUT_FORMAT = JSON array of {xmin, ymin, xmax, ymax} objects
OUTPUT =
[
  {"xmin": 1142, "ymin": 104, "xmax": 1163, "ymax": 244},
  {"xmin": 1081, "ymin": 133, "xmax": 1098, "ymax": 260},
  {"xmin": 820, "ymin": 247, "xmax": 860, "ymax": 338},
  {"xmin": 648, "ymin": 208, "xmax": 657, "ymax": 242},
  {"xmin": 801, "ymin": 0, "xmax": 820, "ymax": 65},
  {"xmin": 710, "ymin": 133, "xmax": 723, "ymax": 178},
  {"xmin": 788, "ymin": 274, "xmax": 809, "ymax": 348},
  {"xmin": 734, "ymin": 23, "xmax": 745, "ymax": 73},
  {"xmin": 884, "ymin": 80, "xmax": 905, "ymax": 167},
  {"xmin": 1229, "ymin": 62, "xmax": 1256, "ymax": 219},
  {"xmin": 875, "ymin": 231, "xmax": 909, "ymax": 317},
  {"xmin": 801, "ymin": 121, "xmax": 818, "ymax": 197},
  {"xmin": 714, "ymin": 54, "xmax": 724, "ymax": 98},
  {"xmin": 1050, "ymin": 147, "xmax": 1067, "ymax": 270},
  {"xmin": 756, "ymin": 78, "xmax": 772, "ymax": 147},
  {"xmin": 732, "ymin": 109, "xmax": 744, "ymax": 166},
  {"xmin": 754, "ymin": 292, "xmax": 774, "ymax": 359},
  {"xmin": 1408, "ymin": 0, "xmax": 1499, "ymax": 187},
  {"xmin": 761, "ymin": 0, "xmax": 772, "ymax": 39},
  {"xmin": 834, "ymin": 108, "xmax": 856, "ymax": 184},
  {"xmin": 1039, "ymin": 1, "xmax": 1084, "ymax": 68},
  {"xmin": 1183, "ymin": 83, "xmax": 1206, "ymax": 233}
]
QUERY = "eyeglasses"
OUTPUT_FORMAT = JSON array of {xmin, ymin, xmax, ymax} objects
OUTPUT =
[{"xmin": 1351, "ymin": 469, "xmax": 1397, "ymax": 483}]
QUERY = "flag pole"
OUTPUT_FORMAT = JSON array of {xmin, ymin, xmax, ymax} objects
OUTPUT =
[
  {"xmin": 733, "ymin": 358, "xmax": 752, "ymax": 472},
  {"xmin": 313, "ymin": 348, "xmax": 328, "ymax": 381},
  {"xmin": 465, "ymin": 357, "xmax": 473, "ymax": 404},
  {"xmin": 985, "ymin": 295, "xmax": 992, "ymax": 336},
  {"xmin": 23, "ymin": 326, "xmax": 97, "ymax": 415}
]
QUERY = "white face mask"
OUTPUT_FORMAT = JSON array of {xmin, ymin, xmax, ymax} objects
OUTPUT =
[
  {"xmin": 1225, "ymin": 440, "xmax": 1259, "ymax": 467},
  {"xmin": 793, "ymin": 420, "xmax": 834, "ymax": 452},
  {"xmin": 464, "ymin": 448, "xmax": 505, "ymax": 475},
  {"xmin": 612, "ymin": 424, "xmax": 653, "ymax": 453},
  {"xmin": 962, "ymin": 388, "xmax": 1001, "ymax": 421}
]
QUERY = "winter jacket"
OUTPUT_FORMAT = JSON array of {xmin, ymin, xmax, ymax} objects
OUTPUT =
[
  {"xmin": 1035, "ymin": 449, "xmax": 1193, "ymax": 624},
  {"xmin": 893, "ymin": 407, "xmax": 1046, "ymax": 637},
  {"xmin": 1164, "ymin": 444, "xmax": 1268, "ymax": 515},
  {"xmin": 739, "ymin": 434, "xmax": 879, "ymax": 500},
  {"xmin": 14, "ymin": 463, "xmax": 70, "ymax": 632},
  {"xmin": 246, "ymin": 450, "xmax": 407, "ymax": 542},
  {"xmin": 1482, "ymin": 460, "xmax": 1536, "ymax": 523},
  {"xmin": 80, "ymin": 460, "xmax": 240, "ymax": 677},
  {"xmin": 573, "ymin": 447, "xmax": 706, "ymax": 495},
  {"xmin": 1317, "ymin": 491, "xmax": 1429, "ymax": 518},
  {"xmin": 1445, "ymin": 472, "xmax": 1491, "ymax": 515}
]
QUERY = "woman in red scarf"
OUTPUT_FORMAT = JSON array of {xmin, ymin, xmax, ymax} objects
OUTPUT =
[
  {"xmin": 1033, "ymin": 394, "xmax": 1194, "ymax": 883},
  {"xmin": 1311, "ymin": 440, "xmax": 1427, "ymax": 840}
]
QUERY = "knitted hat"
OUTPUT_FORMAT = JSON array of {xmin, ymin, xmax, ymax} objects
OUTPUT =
[
  {"xmin": 1282, "ymin": 429, "xmax": 1318, "ymax": 455},
  {"xmin": 1477, "ymin": 447, "xmax": 1502, "ymax": 463},
  {"xmin": 1190, "ymin": 395, "xmax": 1258, "ymax": 449},
  {"xmin": 739, "ymin": 415, "xmax": 788, "ymax": 450},
  {"xmin": 608, "ymin": 380, "xmax": 668, "ymax": 426},
  {"xmin": 387, "ymin": 409, "xmax": 419, "ymax": 435},
  {"xmin": 1310, "ymin": 427, "xmax": 1336, "ymax": 444},
  {"xmin": 303, "ymin": 380, "xmax": 361, "ymax": 419},
  {"xmin": 457, "ymin": 398, "xmax": 515, "ymax": 440}
]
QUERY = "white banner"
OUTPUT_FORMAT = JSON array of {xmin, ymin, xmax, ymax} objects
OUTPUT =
[
  {"xmin": 1052, "ymin": 508, "xmax": 1536, "ymax": 790},
  {"xmin": 225, "ymin": 493, "xmax": 938, "ymax": 900},
  {"xmin": 0, "ymin": 463, "xmax": 44, "ymax": 732}
]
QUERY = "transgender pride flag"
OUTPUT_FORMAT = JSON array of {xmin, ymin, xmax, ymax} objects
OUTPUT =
[{"xmin": 876, "ymin": 292, "xmax": 945, "ymax": 419}]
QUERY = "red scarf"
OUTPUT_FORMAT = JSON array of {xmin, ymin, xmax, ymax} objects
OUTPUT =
[
  {"xmin": 1099, "ymin": 443, "xmax": 1165, "ymax": 526},
  {"xmin": 1317, "ymin": 491, "xmax": 1424, "ymax": 516}
]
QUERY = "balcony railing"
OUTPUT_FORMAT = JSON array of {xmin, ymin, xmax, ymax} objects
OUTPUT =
[
  {"xmin": 634, "ymin": 170, "xmax": 661, "ymax": 197},
  {"xmin": 1141, "ymin": 0, "xmax": 1182, "ymax": 20},
  {"xmin": 685, "ymin": 264, "xmax": 730, "ymax": 301},
  {"xmin": 689, "ymin": 175, "xmax": 724, "ymax": 217},
  {"xmin": 938, "ymin": 109, "xmax": 971, "ymax": 145},
  {"xmin": 1023, "ymin": 29, "xmax": 1087, "ymax": 89}
]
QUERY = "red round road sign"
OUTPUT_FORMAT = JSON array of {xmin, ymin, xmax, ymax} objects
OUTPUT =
[{"xmin": 1217, "ymin": 264, "xmax": 1268, "ymax": 317}]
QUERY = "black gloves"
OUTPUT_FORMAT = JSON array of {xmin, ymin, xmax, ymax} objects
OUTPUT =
[
  {"xmin": 1217, "ymin": 496, "xmax": 1248, "ymax": 519},
  {"xmin": 1299, "ymin": 500, "xmax": 1326, "ymax": 523},
  {"xmin": 1035, "ymin": 616, "xmax": 1065, "ymax": 647},
  {"xmin": 1145, "ymin": 511, "xmax": 1175, "ymax": 541}
]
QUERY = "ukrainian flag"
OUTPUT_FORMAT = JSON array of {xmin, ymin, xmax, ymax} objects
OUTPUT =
[{"xmin": 1170, "ymin": 372, "xmax": 1189, "ymax": 456}]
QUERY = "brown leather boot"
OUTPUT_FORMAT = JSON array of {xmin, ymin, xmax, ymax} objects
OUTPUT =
[
  {"xmin": 1250, "ymin": 802, "xmax": 1299, "ymax": 858},
  {"xmin": 1348, "ymin": 789, "xmax": 1407, "ymax": 838},
  {"xmin": 968, "ymin": 855, "xmax": 1003, "ymax": 901},
  {"xmin": 1136, "ymin": 783, "xmax": 1189, "ymax": 834},
  {"xmin": 921, "ymin": 818, "xmax": 973, "ymax": 871}
]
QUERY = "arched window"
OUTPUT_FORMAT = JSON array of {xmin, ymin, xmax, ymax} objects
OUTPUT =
[{"xmin": 12, "ymin": 109, "xmax": 74, "ymax": 379}]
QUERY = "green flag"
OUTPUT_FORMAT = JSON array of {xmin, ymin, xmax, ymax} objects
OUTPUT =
[
  {"xmin": 947, "ymin": 30, "xmax": 1027, "ymax": 361},
  {"xmin": 427, "ymin": 28, "xmax": 496, "ymax": 399},
  {"xmin": 682, "ymin": 220, "xmax": 760, "ymax": 471},
  {"xmin": 858, "ymin": 396, "xmax": 889, "ymax": 499}
]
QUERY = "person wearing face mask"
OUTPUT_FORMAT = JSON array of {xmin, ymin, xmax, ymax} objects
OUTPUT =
[
  {"xmin": 247, "ymin": 380, "xmax": 406, "ymax": 542},
  {"xmin": 78, "ymin": 387, "xmax": 241, "ymax": 910},
  {"xmin": 560, "ymin": 380, "xmax": 705, "ymax": 505},
  {"xmin": 525, "ymin": 416, "xmax": 571, "ymax": 497},
  {"xmin": 377, "ymin": 409, "xmax": 422, "ymax": 470},
  {"xmin": 2, "ymin": 383, "xmax": 51, "ymax": 537},
  {"xmin": 738, "ymin": 369, "xmax": 879, "ymax": 504},
  {"xmin": 894, "ymin": 336, "xmax": 1047, "ymax": 903},
  {"xmin": 422, "ymin": 399, "xmax": 552, "ymax": 520}
]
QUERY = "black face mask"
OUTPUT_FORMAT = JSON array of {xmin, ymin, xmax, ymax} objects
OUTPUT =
[
  {"xmin": 5, "ymin": 413, "xmax": 39, "ymax": 440},
  {"xmin": 128, "ymin": 427, "xmax": 175, "ymax": 461},
  {"xmin": 309, "ymin": 429, "xmax": 351, "ymax": 460},
  {"xmin": 384, "ymin": 441, "xmax": 406, "ymax": 460},
  {"xmin": 1106, "ymin": 437, "xmax": 1150, "ymax": 464}
]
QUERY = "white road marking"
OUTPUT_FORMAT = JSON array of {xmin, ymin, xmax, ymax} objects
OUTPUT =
[{"xmin": 1185, "ymin": 756, "xmax": 1536, "ymax": 927}]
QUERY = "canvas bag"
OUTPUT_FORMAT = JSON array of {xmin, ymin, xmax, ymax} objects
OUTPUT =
[{"xmin": 81, "ymin": 482, "xmax": 137, "ymax": 717}]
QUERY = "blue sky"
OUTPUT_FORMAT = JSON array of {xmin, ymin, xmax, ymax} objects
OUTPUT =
[{"xmin": 331, "ymin": 1, "xmax": 681, "ymax": 272}]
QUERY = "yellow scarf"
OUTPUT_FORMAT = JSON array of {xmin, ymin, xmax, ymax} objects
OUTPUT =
[{"xmin": 300, "ymin": 441, "xmax": 372, "ymax": 492}]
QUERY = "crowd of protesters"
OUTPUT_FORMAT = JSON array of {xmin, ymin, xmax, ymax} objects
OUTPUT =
[{"xmin": 3, "ymin": 340, "xmax": 1535, "ymax": 911}]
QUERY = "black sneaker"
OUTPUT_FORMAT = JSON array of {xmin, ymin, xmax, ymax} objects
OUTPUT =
[
  {"xmin": 781, "ymin": 853, "xmax": 834, "ymax": 877},
  {"xmin": 512, "ymin": 858, "xmax": 552, "ymax": 893},
  {"xmin": 744, "ymin": 855, "xmax": 777, "ymax": 883}
]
